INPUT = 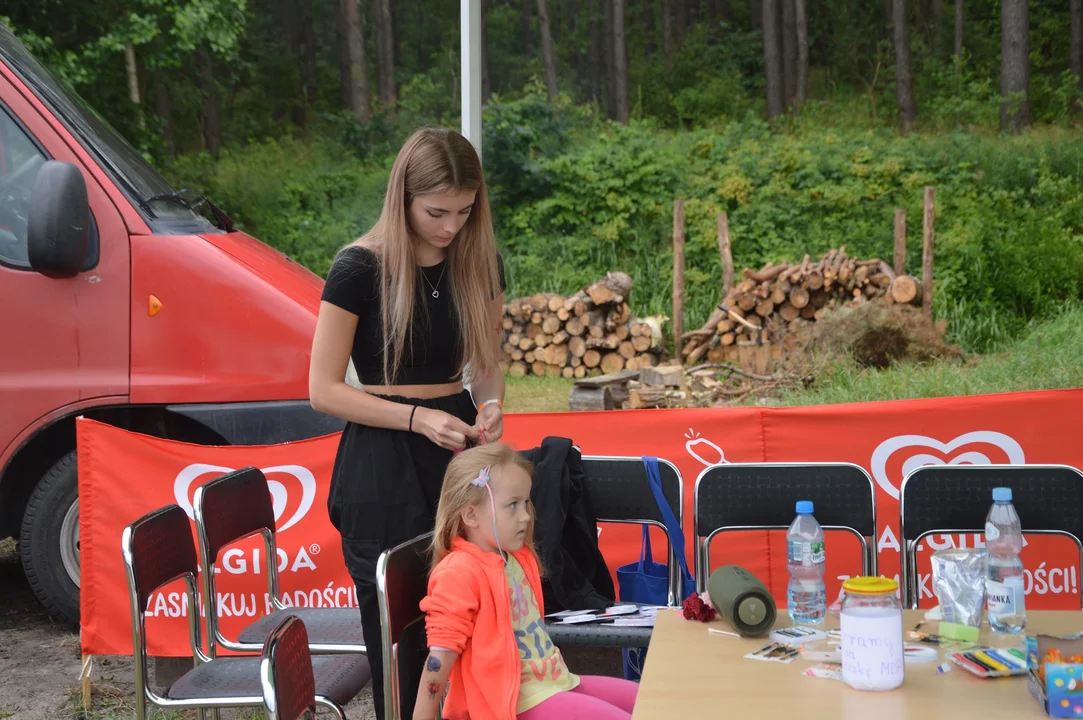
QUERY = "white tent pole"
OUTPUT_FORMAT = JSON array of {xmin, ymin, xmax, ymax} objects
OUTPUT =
[{"xmin": 461, "ymin": 0, "xmax": 482, "ymax": 161}]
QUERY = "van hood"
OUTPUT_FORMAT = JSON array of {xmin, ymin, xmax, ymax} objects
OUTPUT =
[{"xmin": 199, "ymin": 230, "xmax": 324, "ymax": 311}]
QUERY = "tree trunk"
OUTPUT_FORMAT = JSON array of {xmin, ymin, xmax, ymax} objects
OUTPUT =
[
  {"xmin": 1071, "ymin": 0, "xmax": 1082, "ymax": 110},
  {"xmin": 750, "ymin": 0, "xmax": 762, "ymax": 30},
  {"xmin": 154, "ymin": 82, "xmax": 174, "ymax": 157},
  {"xmin": 537, "ymin": 0, "xmax": 560, "ymax": 101},
  {"xmin": 589, "ymin": 0, "xmax": 602, "ymax": 104},
  {"xmin": 194, "ymin": 48, "xmax": 221, "ymax": 155},
  {"xmin": 375, "ymin": 0, "xmax": 396, "ymax": 105},
  {"xmin": 893, "ymin": 0, "xmax": 917, "ymax": 134},
  {"xmin": 643, "ymin": 0, "xmax": 656, "ymax": 55},
  {"xmin": 782, "ymin": 0, "xmax": 797, "ymax": 109},
  {"xmin": 930, "ymin": 0, "xmax": 943, "ymax": 55},
  {"xmin": 675, "ymin": 0, "xmax": 688, "ymax": 43},
  {"xmin": 521, "ymin": 0, "xmax": 535, "ymax": 55},
  {"xmin": 954, "ymin": 0, "xmax": 964, "ymax": 56},
  {"xmin": 762, "ymin": 0, "xmax": 784, "ymax": 118},
  {"xmin": 603, "ymin": 0, "xmax": 615, "ymax": 117},
  {"xmin": 999, "ymin": 0, "xmax": 1031, "ymax": 132},
  {"xmin": 613, "ymin": 0, "xmax": 629, "ymax": 122},
  {"xmin": 297, "ymin": 0, "xmax": 318, "ymax": 107},
  {"xmin": 123, "ymin": 42, "xmax": 145, "ymax": 130},
  {"xmin": 341, "ymin": 0, "xmax": 371, "ymax": 123},
  {"xmin": 482, "ymin": 0, "xmax": 492, "ymax": 100},
  {"xmin": 795, "ymin": 0, "xmax": 808, "ymax": 110},
  {"xmin": 662, "ymin": 0, "xmax": 675, "ymax": 70}
]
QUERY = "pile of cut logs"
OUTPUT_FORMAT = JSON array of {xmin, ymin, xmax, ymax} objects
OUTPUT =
[
  {"xmin": 681, "ymin": 245, "xmax": 923, "ymax": 366},
  {"xmin": 501, "ymin": 272, "xmax": 666, "ymax": 378}
]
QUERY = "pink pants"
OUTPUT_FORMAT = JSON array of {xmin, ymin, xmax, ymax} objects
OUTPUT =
[{"xmin": 517, "ymin": 675, "xmax": 638, "ymax": 720}]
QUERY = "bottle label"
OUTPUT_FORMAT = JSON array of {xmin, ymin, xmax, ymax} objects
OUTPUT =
[
  {"xmin": 985, "ymin": 522, "xmax": 1000, "ymax": 541},
  {"xmin": 788, "ymin": 540, "xmax": 825, "ymax": 565},
  {"xmin": 987, "ymin": 577, "xmax": 1024, "ymax": 616}
]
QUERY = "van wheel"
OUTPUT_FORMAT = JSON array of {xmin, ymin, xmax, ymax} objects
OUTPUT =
[{"xmin": 20, "ymin": 451, "xmax": 80, "ymax": 627}]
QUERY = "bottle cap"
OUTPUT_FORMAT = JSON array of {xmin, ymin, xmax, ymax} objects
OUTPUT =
[
  {"xmin": 992, "ymin": 487, "xmax": 1012, "ymax": 502},
  {"xmin": 796, "ymin": 500, "xmax": 814, "ymax": 515},
  {"xmin": 843, "ymin": 576, "xmax": 899, "ymax": 595}
]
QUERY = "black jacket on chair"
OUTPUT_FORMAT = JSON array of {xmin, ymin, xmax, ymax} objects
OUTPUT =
[{"xmin": 519, "ymin": 436, "xmax": 616, "ymax": 613}]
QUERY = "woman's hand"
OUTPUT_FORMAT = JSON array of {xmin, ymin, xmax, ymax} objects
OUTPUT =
[
  {"xmin": 413, "ymin": 407, "xmax": 479, "ymax": 451},
  {"xmin": 475, "ymin": 401, "xmax": 504, "ymax": 444}
]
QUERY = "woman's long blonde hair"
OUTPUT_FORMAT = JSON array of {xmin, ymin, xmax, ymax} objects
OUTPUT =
[
  {"xmin": 432, "ymin": 444, "xmax": 536, "ymax": 567},
  {"xmin": 350, "ymin": 127, "xmax": 501, "ymax": 385}
]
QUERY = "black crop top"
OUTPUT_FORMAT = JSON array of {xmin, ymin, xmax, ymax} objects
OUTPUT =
[{"xmin": 320, "ymin": 246, "xmax": 506, "ymax": 385}]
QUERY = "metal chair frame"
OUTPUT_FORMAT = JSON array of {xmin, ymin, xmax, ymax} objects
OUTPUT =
[
  {"xmin": 193, "ymin": 467, "xmax": 366, "ymax": 655},
  {"xmin": 899, "ymin": 463, "xmax": 1083, "ymax": 609},
  {"xmin": 121, "ymin": 505, "xmax": 348, "ymax": 720},
  {"xmin": 693, "ymin": 462, "xmax": 878, "ymax": 593}
]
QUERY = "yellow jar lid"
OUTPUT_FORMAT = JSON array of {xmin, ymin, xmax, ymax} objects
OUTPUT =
[{"xmin": 843, "ymin": 576, "xmax": 899, "ymax": 595}]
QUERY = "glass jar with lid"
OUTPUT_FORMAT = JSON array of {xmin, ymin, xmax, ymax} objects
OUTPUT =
[{"xmin": 840, "ymin": 577, "xmax": 905, "ymax": 691}]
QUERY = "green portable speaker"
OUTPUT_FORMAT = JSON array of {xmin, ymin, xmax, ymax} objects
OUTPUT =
[{"xmin": 707, "ymin": 564, "xmax": 777, "ymax": 637}]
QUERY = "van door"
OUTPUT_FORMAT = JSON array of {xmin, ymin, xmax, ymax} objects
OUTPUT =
[{"xmin": 0, "ymin": 71, "xmax": 130, "ymax": 467}]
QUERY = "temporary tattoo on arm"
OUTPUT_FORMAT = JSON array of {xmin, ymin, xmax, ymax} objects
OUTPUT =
[
  {"xmin": 427, "ymin": 681, "xmax": 442, "ymax": 700},
  {"xmin": 426, "ymin": 655, "xmax": 442, "ymax": 673}
]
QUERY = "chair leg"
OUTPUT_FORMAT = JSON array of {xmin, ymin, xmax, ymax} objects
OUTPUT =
[{"xmin": 316, "ymin": 697, "xmax": 347, "ymax": 719}]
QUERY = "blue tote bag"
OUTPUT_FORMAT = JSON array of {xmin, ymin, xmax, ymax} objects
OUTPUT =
[{"xmin": 615, "ymin": 456, "xmax": 695, "ymax": 680}]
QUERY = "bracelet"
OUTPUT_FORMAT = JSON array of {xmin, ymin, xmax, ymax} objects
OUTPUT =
[
  {"xmin": 408, "ymin": 405, "xmax": 418, "ymax": 432},
  {"xmin": 477, "ymin": 398, "xmax": 503, "ymax": 412}
]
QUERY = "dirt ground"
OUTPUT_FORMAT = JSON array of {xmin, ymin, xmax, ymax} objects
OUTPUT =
[{"xmin": 0, "ymin": 538, "xmax": 375, "ymax": 720}]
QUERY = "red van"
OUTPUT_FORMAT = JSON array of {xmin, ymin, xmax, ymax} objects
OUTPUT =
[{"xmin": 0, "ymin": 24, "xmax": 342, "ymax": 625}]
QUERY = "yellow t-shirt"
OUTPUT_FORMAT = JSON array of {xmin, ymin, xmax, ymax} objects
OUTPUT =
[{"xmin": 505, "ymin": 555, "xmax": 580, "ymax": 713}]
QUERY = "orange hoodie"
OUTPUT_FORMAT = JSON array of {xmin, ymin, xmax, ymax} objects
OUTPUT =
[{"xmin": 420, "ymin": 537, "xmax": 544, "ymax": 720}]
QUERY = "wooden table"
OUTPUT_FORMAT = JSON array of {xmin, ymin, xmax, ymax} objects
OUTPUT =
[{"xmin": 633, "ymin": 609, "xmax": 1083, "ymax": 719}]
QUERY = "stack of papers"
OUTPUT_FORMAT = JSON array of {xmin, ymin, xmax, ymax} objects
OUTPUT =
[{"xmin": 546, "ymin": 604, "xmax": 666, "ymax": 628}]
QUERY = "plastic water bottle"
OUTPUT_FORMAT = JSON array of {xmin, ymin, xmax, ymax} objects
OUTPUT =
[
  {"xmin": 985, "ymin": 487, "xmax": 1027, "ymax": 635},
  {"xmin": 787, "ymin": 500, "xmax": 827, "ymax": 624}
]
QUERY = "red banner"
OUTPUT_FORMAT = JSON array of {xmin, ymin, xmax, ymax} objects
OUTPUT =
[{"xmin": 78, "ymin": 388, "xmax": 1083, "ymax": 656}]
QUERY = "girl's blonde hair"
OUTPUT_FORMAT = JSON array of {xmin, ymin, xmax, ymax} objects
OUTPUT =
[
  {"xmin": 432, "ymin": 443, "xmax": 536, "ymax": 567},
  {"xmin": 348, "ymin": 126, "xmax": 502, "ymax": 385}
]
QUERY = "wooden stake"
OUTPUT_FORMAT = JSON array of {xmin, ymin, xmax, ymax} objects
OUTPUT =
[
  {"xmin": 81, "ymin": 654, "xmax": 92, "ymax": 709},
  {"xmin": 922, "ymin": 186, "xmax": 935, "ymax": 318},
  {"xmin": 893, "ymin": 209, "xmax": 906, "ymax": 277},
  {"xmin": 672, "ymin": 198, "xmax": 685, "ymax": 353},
  {"xmin": 717, "ymin": 212, "xmax": 734, "ymax": 296}
]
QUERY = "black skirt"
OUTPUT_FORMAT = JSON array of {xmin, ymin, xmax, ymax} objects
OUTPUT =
[{"xmin": 327, "ymin": 389, "xmax": 477, "ymax": 558}]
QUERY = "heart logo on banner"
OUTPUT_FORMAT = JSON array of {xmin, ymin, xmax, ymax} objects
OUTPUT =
[
  {"xmin": 173, "ymin": 463, "xmax": 317, "ymax": 532},
  {"xmin": 869, "ymin": 431, "xmax": 1026, "ymax": 500}
]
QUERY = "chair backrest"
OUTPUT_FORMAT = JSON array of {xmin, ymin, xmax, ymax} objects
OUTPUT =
[
  {"xmin": 261, "ymin": 615, "xmax": 317, "ymax": 720},
  {"xmin": 193, "ymin": 466, "xmax": 282, "ymax": 652},
  {"xmin": 121, "ymin": 504, "xmax": 208, "ymax": 715},
  {"xmin": 694, "ymin": 463, "xmax": 878, "ymax": 591},
  {"xmin": 581, "ymin": 455, "xmax": 685, "ymax": 605},
  {"xmin": 376, "ymin": 532, "xmax": 433, "ymax": 720},
  {"xmin": 899, "ymin": 464, "xmax": 1083, "ymax": 608}
]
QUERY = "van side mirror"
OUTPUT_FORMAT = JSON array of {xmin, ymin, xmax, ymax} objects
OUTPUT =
[{"xmin": 27, "ymin": 160, "xmax": 90, "ymax": 278}]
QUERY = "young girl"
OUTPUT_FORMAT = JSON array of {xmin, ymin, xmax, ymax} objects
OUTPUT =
[
  {"xmin": 309, "ymin": 127, "xmax": 506, "ymax": 717},
  {"xmin": 415, "ymin": 444, "xmax": 638, "ymax": 720}
]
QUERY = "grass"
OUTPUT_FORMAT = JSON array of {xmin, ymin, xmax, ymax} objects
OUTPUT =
[
  {"xmin": 504, "ymin": 375, "xmax": 575, "ymax": 413},
  {"xmin": 778, "ymin": 302, "xmax": 1083, "ymax": 407}
]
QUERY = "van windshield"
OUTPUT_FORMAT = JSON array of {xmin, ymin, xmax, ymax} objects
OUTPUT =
[{"xmin": 0, "ymin": 24, "xmax": 214, "ymax": 230}]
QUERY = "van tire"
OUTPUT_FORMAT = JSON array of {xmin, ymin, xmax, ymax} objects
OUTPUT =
[{"xmin": 20, "ymin": 451, "xmax": 80, "ymax": 627}]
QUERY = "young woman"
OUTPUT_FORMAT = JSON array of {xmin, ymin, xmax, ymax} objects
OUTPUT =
[
  {"xmin": 308, "ymin": 127, "xmax": 507, "ymax": 717},
  {"xmin": 415, "ymin": 443, "xmax": 638, "ymax": 720}
]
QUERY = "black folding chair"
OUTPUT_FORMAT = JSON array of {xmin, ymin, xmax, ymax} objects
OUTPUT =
[
  {"xmin": 543, "ymin": 454, "xmax": 685, "ymax": 650},
  {"xmin": 260, "ymin": 615, "xmax": 318, "ymax": 720},
  {"xmin": 122, "ymin": 505, "xmax": 368, "ymax": 720},
  {"xmin": 375, "ymin": 532, "xmax": 433, "ymax": 720},
  {"xmin": 899, "ymin": 464, "xmax": 1083, "ymax": 608},
  {"xmin": 193, "ymin": 467, "xmax": 367, "ymax": 655},
  {"xmin": 694, "ymin": 462, "xmax": 878, "ymax": 592}
]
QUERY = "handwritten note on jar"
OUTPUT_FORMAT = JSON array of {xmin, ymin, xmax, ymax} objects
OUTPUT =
[{"xmin": 840, "ymin": 607, "xmax": 905, "ymax": 691}]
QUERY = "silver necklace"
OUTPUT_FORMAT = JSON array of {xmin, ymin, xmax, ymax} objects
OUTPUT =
[{"xmin": 421, "ymin": 262, "xmax": 447, "ymax": 299}]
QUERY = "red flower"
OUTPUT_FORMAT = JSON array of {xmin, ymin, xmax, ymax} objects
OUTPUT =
[{"xmin": 682, "ymin": 592, "xmax": 717, "ymax": 622}]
